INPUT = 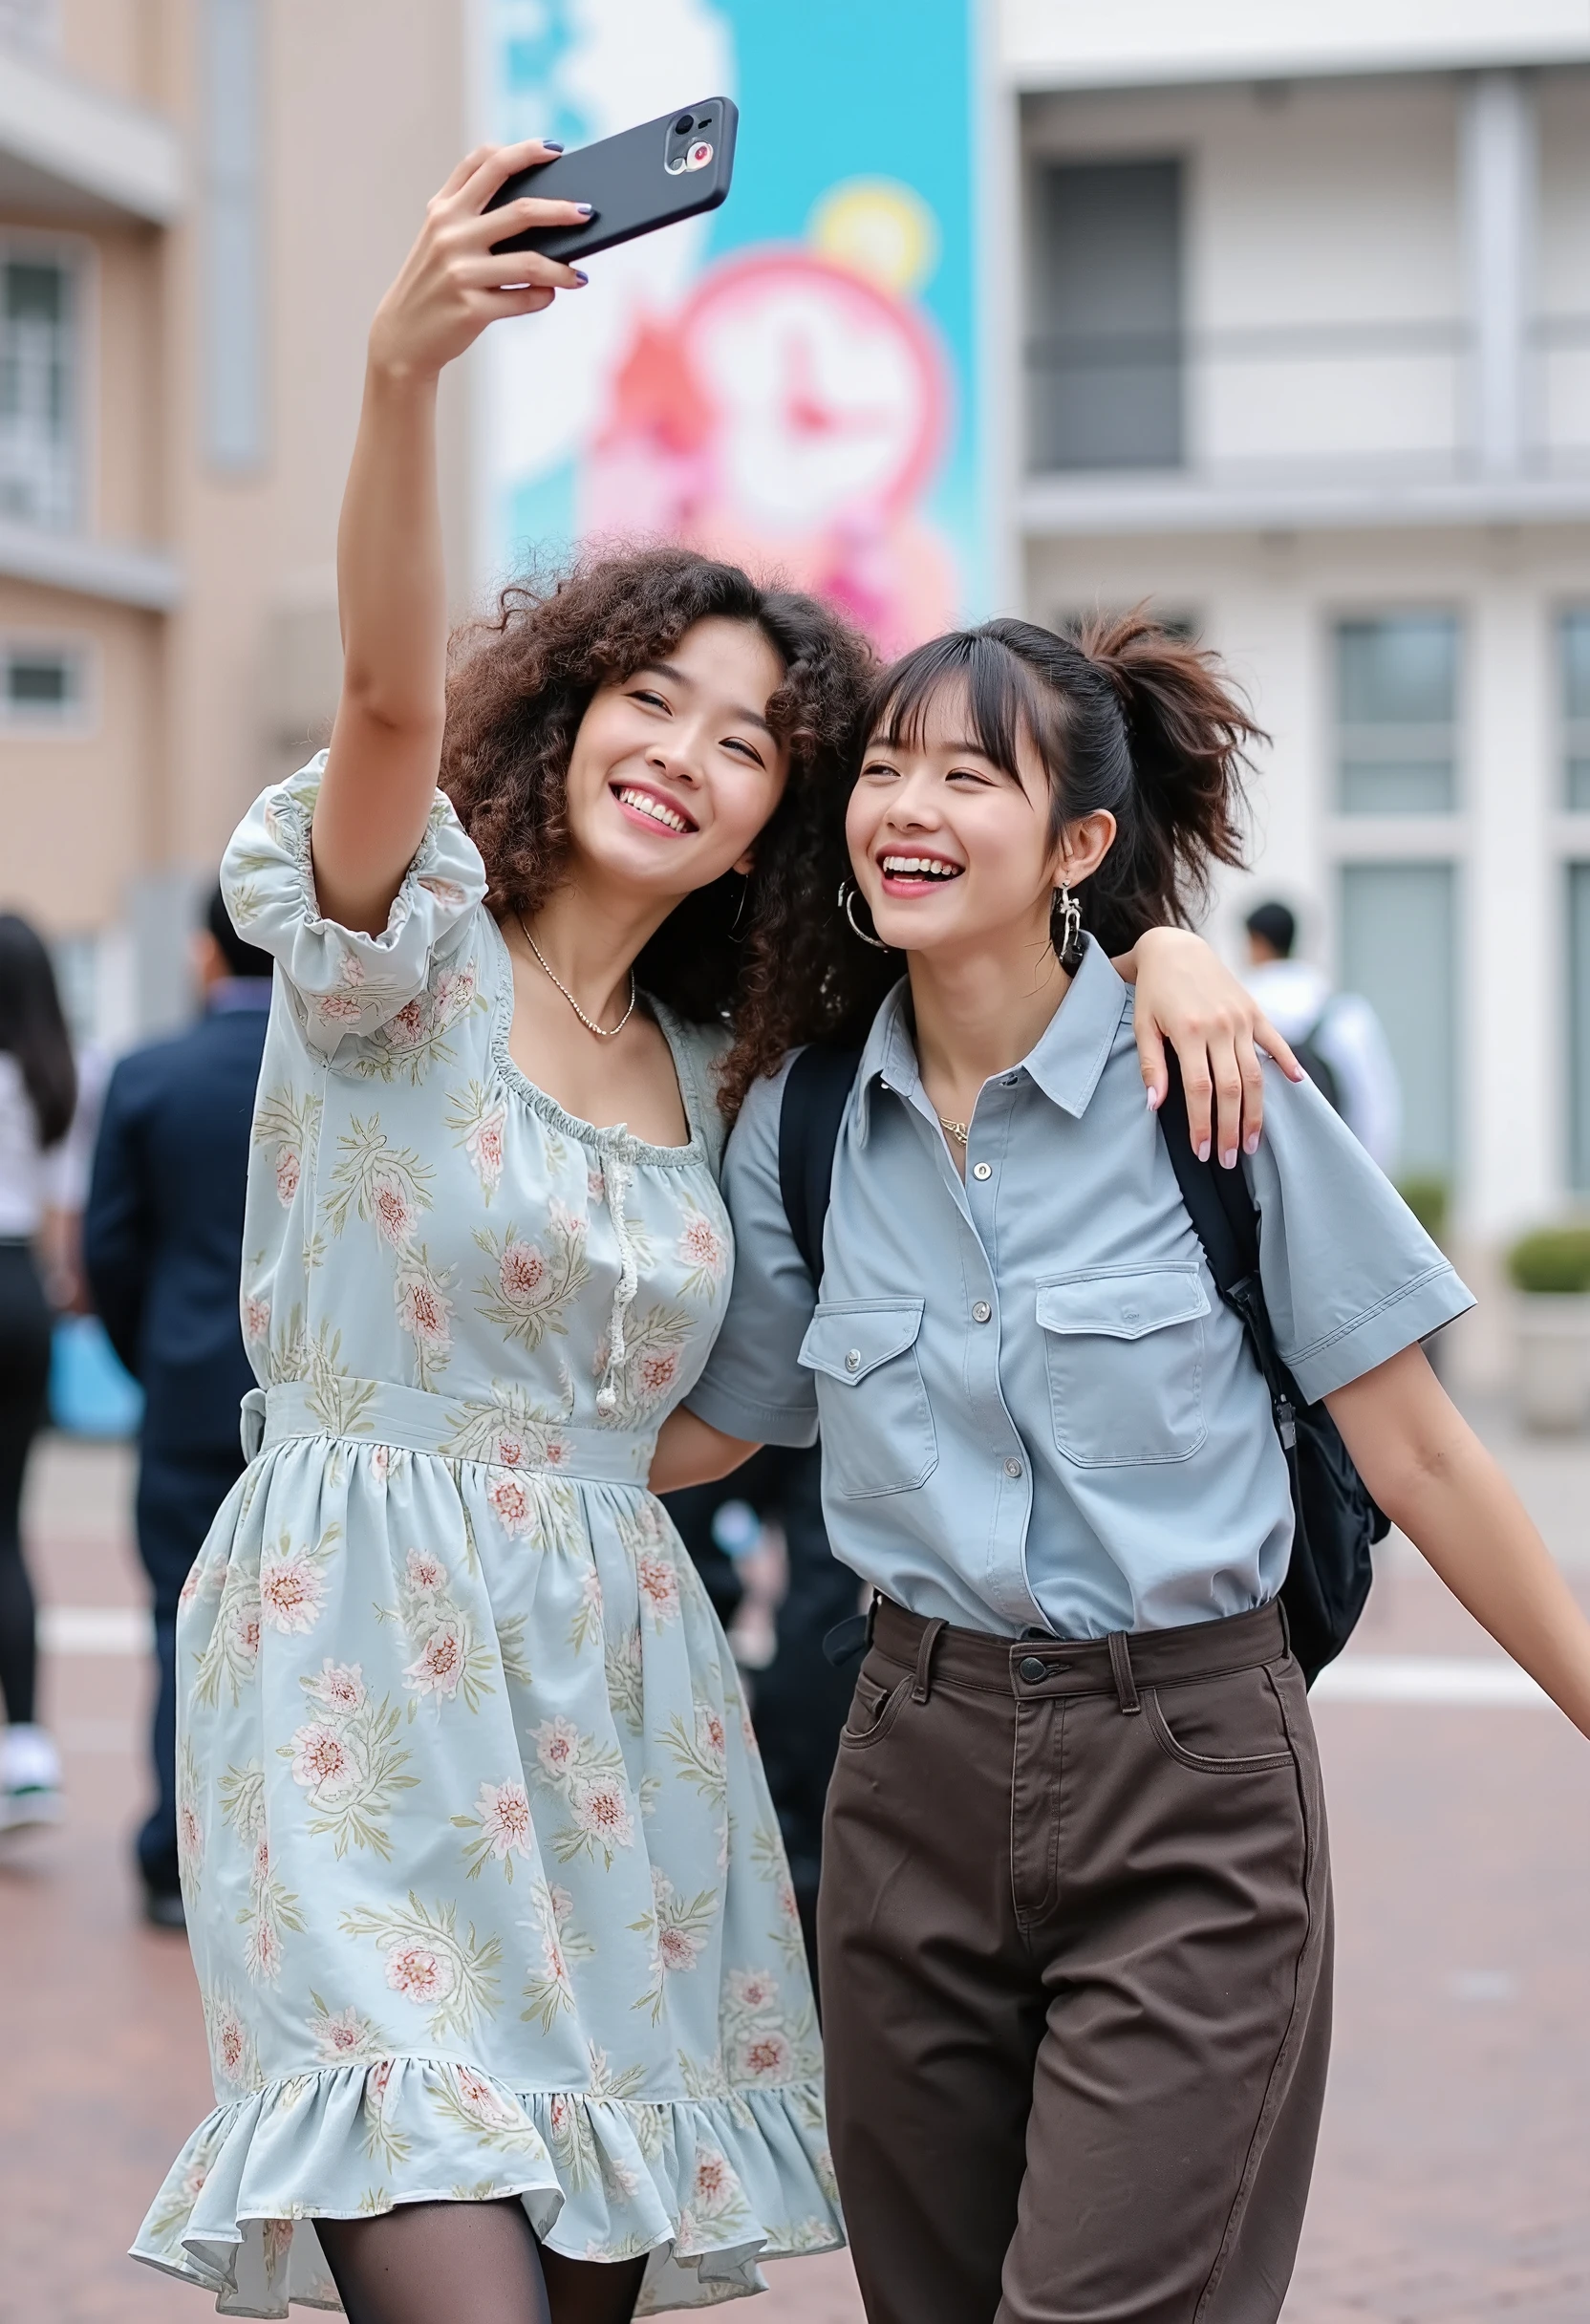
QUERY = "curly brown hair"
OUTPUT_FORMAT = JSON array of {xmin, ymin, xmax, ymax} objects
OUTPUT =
[{"xmin": 440, "ymin": 546, "xmax": 882, "ymax": 1117}]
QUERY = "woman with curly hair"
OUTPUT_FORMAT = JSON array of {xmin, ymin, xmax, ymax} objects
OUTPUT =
[{"xmin": 134, "ymin": 145, "xmax": 1287, "ymax": 2324}]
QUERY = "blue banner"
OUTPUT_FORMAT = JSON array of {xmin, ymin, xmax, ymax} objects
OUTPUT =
[{"xmin": 485, "ymin": 0, "xmax": 982, "ymax": 655}]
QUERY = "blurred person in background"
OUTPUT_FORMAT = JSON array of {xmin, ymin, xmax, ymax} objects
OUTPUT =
[
  {"xmin": 83, "ymin": 888, "xmax": 274, "ymax": 1929},
  {"xmin": 0, "ymin": 913, "xmax": 77, "ymax": 1831},
  {"xmin": 1243, "ymin": 898, "xmax": 1401, "ymax": 1169}
]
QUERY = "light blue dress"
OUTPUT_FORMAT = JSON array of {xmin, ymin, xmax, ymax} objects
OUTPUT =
[{"xmin": 133, "ymin": 759, "xmax": 838, "ymax": 2317}]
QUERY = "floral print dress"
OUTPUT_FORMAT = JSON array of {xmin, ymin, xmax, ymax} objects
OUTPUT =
[{"xmin": 133, "ymin": 758, "xmax": 839, "ymax": 2317}]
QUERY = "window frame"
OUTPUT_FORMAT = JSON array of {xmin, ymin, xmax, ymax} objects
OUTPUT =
[
  {"xmin": 0, "ymin": 629, "xmax": 97, "ymax": 735},
  {"xmin": 1331, "ymin": 607, "xmax": 1464, "ymax": 819},
  {"xmin": 0, "ymin": 228, "xmax": 95, "ymax": 537}
]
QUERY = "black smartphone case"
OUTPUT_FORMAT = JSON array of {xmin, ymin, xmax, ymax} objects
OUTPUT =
[{"xmin": 485, "ymin": 99, "xmax": 738, "ymax": 263}]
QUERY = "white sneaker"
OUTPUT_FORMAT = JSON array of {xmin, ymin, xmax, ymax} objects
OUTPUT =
[{"xmin": 0, "ymin": 1723, "xmax": 63, "ymax": 1829}]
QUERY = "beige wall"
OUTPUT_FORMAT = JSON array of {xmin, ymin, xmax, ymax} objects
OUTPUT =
[
  {"xmin": 0, "ymin": 0, "xmax": 473, "ymax": 952},
  {"xmin": 160, "ymin": 0, "xmax": 472, "ymax": 878},
  {"xmin": 0, "ymin": 582, "xmax": 160, "ymax": 930}
]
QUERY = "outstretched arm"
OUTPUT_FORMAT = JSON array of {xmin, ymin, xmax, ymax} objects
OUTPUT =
[
  {"xmin": 1327, "ymin": 1344, "xmax": 1590, "ymax": 1738},
  {"xmin": 1116, "ymin": 927, "xmax": 1304, "ymax": 1169},
  {"xmin": 313, "ymin": 143, "xmax": 589, "ymax": 936}
]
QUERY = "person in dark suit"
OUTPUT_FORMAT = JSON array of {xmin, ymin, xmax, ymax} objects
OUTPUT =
[{"xmin": 84, "ymin": 889, "xmax": 272, "ymax": 1927}]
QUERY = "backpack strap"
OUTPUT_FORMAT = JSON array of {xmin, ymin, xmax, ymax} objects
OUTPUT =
[
  {"xmin": 1157, "ymin": 1054, "xmax": 1294, "ymax": 1418},
  {"xmin": 777, "ymin": 1043, "xmax": 866, "ymax": 1283}
]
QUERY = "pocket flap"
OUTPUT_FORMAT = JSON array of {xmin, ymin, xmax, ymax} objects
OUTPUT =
[
  {"xmin": 1036, "ymin": 1267, "xmax": 1209, "ymax": 1341},
  {"xmin": 800, "ymin": 1300, "xmax": 926, "ymax": 1385}
]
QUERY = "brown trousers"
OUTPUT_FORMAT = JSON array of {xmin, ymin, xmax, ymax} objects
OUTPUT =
[{"xmin": 818, "ymin": 1599, "xmax": 1332, "ymax": 2324}]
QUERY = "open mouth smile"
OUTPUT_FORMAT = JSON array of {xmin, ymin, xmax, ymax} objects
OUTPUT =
[
  {"xmin": 877, "ymin": 850, "xmax": 965, "ymax": 894},
  {"xmin": 612, "ymin": 783, "xmax": 698, "ymax": 836}
]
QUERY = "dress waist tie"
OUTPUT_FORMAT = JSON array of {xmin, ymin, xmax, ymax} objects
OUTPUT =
[{"xmin": 239, "ymin": 1377, "xmax": 652, "ymax": 1485}]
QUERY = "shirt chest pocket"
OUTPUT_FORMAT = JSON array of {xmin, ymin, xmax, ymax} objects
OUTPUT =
[
  {"xmin": 800, "ymin": 1300, "xmax": 938, "ymax": 1500},
  {"xmin": 1036, "ymin": 1266, "xmax": 1210, "ymax": 1467}
]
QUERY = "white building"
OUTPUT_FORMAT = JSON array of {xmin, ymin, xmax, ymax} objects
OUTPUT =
[{"xmin": 990, "ymin": 2, "xmax": 1590, "ymax": 1307}]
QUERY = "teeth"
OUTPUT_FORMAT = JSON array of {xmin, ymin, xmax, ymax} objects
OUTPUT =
[
  {"xmin": 616, "ymin": 786, "xmax": 690, "ymax": 833},
  {"xmin": 881, "ymin": 855, "xmax": 960, "ymax": 879}
]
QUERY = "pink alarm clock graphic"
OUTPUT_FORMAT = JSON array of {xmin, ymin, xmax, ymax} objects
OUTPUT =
[{"xmin": 581, "ymin": 249, "xmax": 957, "ymax": 656}]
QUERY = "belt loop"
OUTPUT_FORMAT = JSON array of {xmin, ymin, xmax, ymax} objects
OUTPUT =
[
  {"xmin": 912, "ymin": 1617, "xmax": 948, "ymax": 1705},
  {"xmin": 1107, "ymin": 1630, "xmax": 1141, "ymax": 1716},
  {"xmin": 1277, "ymin": 1596, "xmax": 1292, "ymax": 1661}
]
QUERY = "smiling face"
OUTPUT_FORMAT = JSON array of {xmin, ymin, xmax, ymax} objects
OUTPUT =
[
  {"xmin": 561, "ymin": 616, "xmax": 790, "ymax": 902},
  {"xmin": 846, "ymin": 677, "xmax": 1115, "ymax": 964}
]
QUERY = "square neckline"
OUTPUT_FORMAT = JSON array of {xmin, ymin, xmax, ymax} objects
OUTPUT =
[{"xmin": 483, "ymin": 910, "xmax": 710, "ymax": 1169}]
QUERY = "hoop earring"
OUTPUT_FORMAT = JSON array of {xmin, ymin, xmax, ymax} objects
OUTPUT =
[
  {"xmin": 1052, "ymin": 882, "xmax": 1085, "ymax": 973},
  {"xmin": 730, "ymin": 872, "xmax": 749, "ymax": 936},
  {"xmin": 838, "ymin": 879, "xmax": 892, "ymax": 952}
]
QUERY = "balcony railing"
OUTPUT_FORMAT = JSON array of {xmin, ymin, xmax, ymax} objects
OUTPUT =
[{"xmin": 1024, "ymin": 314, "xmax": 1590, "ymax": 490}]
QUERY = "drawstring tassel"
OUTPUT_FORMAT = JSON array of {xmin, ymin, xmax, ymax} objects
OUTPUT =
[{"xmin": 595, "ymin": 1154, "xmax": 638, "ymax": 1419}]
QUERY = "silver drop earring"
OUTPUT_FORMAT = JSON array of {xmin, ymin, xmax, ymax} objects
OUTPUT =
[
  {"xmin": 838, "ymin": 880, "xmax": 892, "ymax": 951},
  {"xmin": 1052, "ymin": 882, "xmax": 1084, "ymax": 973}
]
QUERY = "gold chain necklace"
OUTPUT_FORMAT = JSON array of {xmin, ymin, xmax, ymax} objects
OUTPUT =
[{"xmin": 519, "ymin": 917, "xmax": 637, "ymax": 1042}]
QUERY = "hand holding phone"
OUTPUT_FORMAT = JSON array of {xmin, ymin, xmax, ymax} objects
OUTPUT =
[
  {"xmin": 484, "ymin": 100, "xmax": 739, "ymax": 264},
  {"xmin": 368, "ymin": 140, "xmax": 592, "ymax": 382}
]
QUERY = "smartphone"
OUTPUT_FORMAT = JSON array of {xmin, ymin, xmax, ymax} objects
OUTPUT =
[{"xmin": 485, "ymin": 99, "xmax": 738, "ymax": 264}]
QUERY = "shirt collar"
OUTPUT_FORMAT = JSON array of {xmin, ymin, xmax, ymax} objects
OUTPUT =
[{"xmin": 854, "ymin": 937, "xmax": 1129, "ymax": 1142}]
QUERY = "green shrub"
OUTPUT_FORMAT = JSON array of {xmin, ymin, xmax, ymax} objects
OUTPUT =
[
  {"xmin": 1507, "ymin": 1225, "xmax": 1590, "ymax": 1294},
  {"xmin": 1397, "ymin": 1174, "xmax": 1450, "ymax": 1246}
]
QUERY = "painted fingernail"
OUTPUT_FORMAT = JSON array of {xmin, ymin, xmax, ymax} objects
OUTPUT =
[
  {"xmin": 1244, "ymin": 1129, "xmax": 1260, "ymax": 1155},
  {"xmin": 574, "ymin": 203, "xmax": 594, "ymax": 217},
  {"xmin": 1145, "ymin": 1086, "xmax": 1162, "ymax": 1112},
  {"xmin": 571, "ymin": 269, "xmax": 589, "ymax": 285},
  {"xmin": 1220, "ymin": 1147, "xmax": 1237, "ymax": 1170},
  {"xmin": 542, "ymin": 140, "xmax": 565, "ymax": 152},
  {"xmin": 1196, "ymin": 1139, "xmax": 1211, "ymax": 1163}
]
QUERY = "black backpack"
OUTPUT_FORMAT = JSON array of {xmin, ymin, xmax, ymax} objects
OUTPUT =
[
  {"xmin": 776, "ymin": 1042, "xmax": 1386, "ymax": 1685},
  {"xmin": 1289, "ymin": 1009, "xmax": 1342, "ymax": 1118}
]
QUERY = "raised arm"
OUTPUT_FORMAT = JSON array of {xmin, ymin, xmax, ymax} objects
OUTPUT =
[{"xmin": 313, "ymin": 143, "xmax": 589, "ymax": 936}]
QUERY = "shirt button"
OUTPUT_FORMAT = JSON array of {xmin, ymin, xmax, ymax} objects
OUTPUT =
[
  {"xmin": 972, "ymin": 1300, "xmax": 992, "ymax": 1324},
  {"xmin": 844, "ymin": 1348, "xmax": 862, "ymax": 1373},
  {"xmin": 1019, "ymin": 1655, "xmax": 1048, "ymax": 1684},
  {"xmin": 972, "ymin": 1161, "xmax": 992, "ymax": 1181},
  {"xmin": 1004, "ymin": 1456, "xmax": 1023, "ymax": 1479}
]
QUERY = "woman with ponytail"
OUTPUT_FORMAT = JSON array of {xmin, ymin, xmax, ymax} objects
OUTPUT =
[{"xmin": 657, "ymin": 612, "xmax": 1590, "ymax": 2324}]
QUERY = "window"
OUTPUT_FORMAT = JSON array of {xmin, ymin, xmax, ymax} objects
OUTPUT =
[
  {"xmin": 1563, "ymin": 610, "xmax": 1590, "ymax": 810},
  {"xmin": 0, "ymin": 637, "xmax": 87, "ymax": 727},
  {"xmin": 1339, "ymin": 863, "xmax": 1456, "ymax": 1174},
  {"xmin": 0, "ymin": 255, "xmax": 75, "ymax": 529},
  {"xmin": 1336, "ymin": 615, "xmax": 1458, "ymax": 815},
  {"xmin": 1029, "ymin": 160, "xmax": 1183, "ymax": 472}
]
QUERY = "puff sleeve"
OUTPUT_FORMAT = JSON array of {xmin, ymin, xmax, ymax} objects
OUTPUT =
[{"xmin": 221, "ymin": 752, "xmax": 488, "ymax": 1064}]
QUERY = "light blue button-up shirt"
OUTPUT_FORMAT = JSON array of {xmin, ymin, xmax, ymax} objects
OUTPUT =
[{"xmin": 688, "ymin": 938, "xmax": 1473, "ymax": 1640}]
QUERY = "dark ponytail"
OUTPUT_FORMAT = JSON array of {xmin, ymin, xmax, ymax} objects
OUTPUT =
[
  {"xmin": 862, "ymin": 609, "xmax": 1263, "ymax": 959},
  {"xmin": 0, "ymin": 911, "xmax": 75, "ymax": 1148}
]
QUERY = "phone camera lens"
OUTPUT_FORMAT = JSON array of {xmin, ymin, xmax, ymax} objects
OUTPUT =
[{"xmin": 674, "ymin": 113, "xmax": 694, "ymax": 135}]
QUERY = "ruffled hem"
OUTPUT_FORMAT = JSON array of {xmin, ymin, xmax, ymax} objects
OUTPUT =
[{"xmin": 131, "ymin": 2055, "xmax": 843, "ymax": 2316}]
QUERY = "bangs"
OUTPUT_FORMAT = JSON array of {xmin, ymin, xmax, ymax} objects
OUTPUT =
[{"xmin": 866, "ymin": 630, "xmax": 1058, "ymax": 791}]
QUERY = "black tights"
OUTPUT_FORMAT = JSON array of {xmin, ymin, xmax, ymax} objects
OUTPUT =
[
  {"xmin": 316, "ymin": 2202, "xmax": 648, "ymax": 2324},
  {"xmin": 0, "ymin": 1243, "xmax": 51, "ymax": 1729}
]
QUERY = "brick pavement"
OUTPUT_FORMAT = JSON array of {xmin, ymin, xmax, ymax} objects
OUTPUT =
[{"xmin": 2, "ymin": 1427, "xmax": 1587, "ymax": 2324}]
